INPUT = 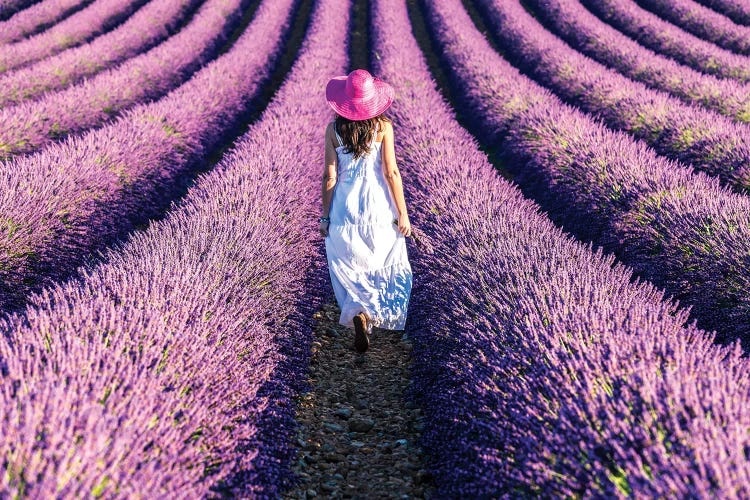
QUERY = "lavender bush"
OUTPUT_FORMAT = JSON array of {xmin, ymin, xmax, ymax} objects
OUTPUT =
[
  {"xmin": 582, "ymin": 0, "xmax": 750, "ymax": 82},
  {"xmin": 695, "ymin": 0, "xmax": 750, "ymax": 26},
  {"xmin": 0, "ymin": 0, "xmax": 295, "ymax": 311},
  {"xmin": 372, "ymin": 0, "xmax": 750, "ymax": 496},
  {"xmin": 0, "ymin": 0, "xmax": 38, "ymax": 21},
  {"xmin": 473, "ymin": 0, "xmax": 750, "ymax": 190},
  {"xmin": 635, "ymin": 0, "xmax": 750, "ymax": 55},
  {"xmin": 0, "ymin": 0, "xmax": 247, "ymax": 158},
  {"xmin": 0, "ymin": 0, "xmax": 88, "ymax": 43},
  {"xmin": 422, "ymin": 0, "xmax": 750, "ymax": 345},
  {"xmin": 0, "ymin": 0, "xmax": 147, "ymax": 73},
  {"xmin": 0, "ymin": 0, "xmax": 201, "ymax": 106},
  {"xmin": 527, "ymin": 0, "xmax": 750, "ymax": 123},
  {"xmin": 0, "ymin": 0, "xmax": 348, "ymax": 495}
]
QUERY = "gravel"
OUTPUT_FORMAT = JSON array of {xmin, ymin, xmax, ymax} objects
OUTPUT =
[{"xmin": 282, "ymin": 303, "xmax": 433, "ymax": 499}]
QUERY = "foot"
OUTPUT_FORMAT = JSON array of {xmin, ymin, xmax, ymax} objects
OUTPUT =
[{"xmin": 353, "ymin": 312, "xmax": 370, "ymax": 353}]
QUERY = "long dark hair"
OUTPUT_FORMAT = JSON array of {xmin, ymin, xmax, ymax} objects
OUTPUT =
[{"xmin": 334, "ymin": 114, "xmax": 391, "ymax": 159}]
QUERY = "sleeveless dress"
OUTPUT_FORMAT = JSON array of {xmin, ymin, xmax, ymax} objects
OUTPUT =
[{"xmin": 325, "ymin": 122, "xmax": 412, "ymax": 330}]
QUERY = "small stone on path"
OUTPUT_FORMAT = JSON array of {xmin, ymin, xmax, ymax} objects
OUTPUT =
[
  {"xmin": 323, "ymin": 422, "xmax": 344, "ymax": 433},
  {"xmin": 348, "ymin": 417, "xmax": 375, "ymax": 433},
  {"xmin": 334, "ymin": 407, "xmax": 352, "ymax": 419}
]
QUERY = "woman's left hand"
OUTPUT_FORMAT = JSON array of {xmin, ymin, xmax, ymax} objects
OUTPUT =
[{"xmin": 397, "ymin": 213, "xmax": 411, "ymax": 237}]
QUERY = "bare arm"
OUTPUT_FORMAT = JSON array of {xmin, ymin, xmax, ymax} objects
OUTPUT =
[
  {"xmin": 320, "ymin": 123, "xmax": 338, "ymax": 236},
  {"xmin": 381, "ymin": 121, "xmax": 411, "ymax": 237}
]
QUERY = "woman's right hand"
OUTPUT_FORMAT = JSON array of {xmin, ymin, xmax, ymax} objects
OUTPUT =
[
  {"xmin": 319, "ymin": 220, "xmax": 330, "ymax": 237},
  {"xmin": 396, "ymin": 213, "xmax": 411, "ymax": 237}
]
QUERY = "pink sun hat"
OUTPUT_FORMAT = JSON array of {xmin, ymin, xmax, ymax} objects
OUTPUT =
[{"xmin": 326, "ymin": 69, "xmax": 394, "ymax": 121}]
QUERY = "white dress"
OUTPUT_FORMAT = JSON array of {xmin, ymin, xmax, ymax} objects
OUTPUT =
[{"xmin": 325, "ymin": 121, "xmax": 412, "ymax": 330}]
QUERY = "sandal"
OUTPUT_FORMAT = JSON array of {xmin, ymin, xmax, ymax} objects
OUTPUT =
[{"xmin": 353, "ymin": 312, "xmax": 370, "ymax": 353}]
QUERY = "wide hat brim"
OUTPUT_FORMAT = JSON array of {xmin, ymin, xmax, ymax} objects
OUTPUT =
[{"xmin": 326, "ymin": 75, "xmax": 394, "ymax": 121}]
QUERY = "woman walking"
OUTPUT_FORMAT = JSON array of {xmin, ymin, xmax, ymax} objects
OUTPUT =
[{"xmin": 320, "ymin": 69, "xmax": 413, "ymax": 353}]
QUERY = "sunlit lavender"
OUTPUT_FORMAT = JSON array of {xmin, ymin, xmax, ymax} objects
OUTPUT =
[
  {"xmin": 527, "ymin": 0, "xmax": 750, "ymax": 122},
  {"xmin": 474, "ymin": 0, "xmax": 750, "ymax": 189},
  {"xmin": 695, "ymin": 0, "xmax": 750, "ymax": 26},
  {"xmin": 0, "ymin": 0, "xmax": 201, "ymax": 106},
  {"xmin": 0, "ymin": 0, "xmax": 294, "ymax": 310},
  {"xmin": 0, "ymin": 0, "xmax": 87, "ymax": 43},
  {"xmin": 0, "ymin": 0, "xmax": 347, "ymax": 495},
  {"xmin": 0, "ymin": 0, "xmax": 246, "ymax": 157},
  {"xmin": 582, "ymin": 0, "xmax": 750, "ymax": 81},
  {"xmin": 2, "ymin": 0, "xmax": 750, "ymax": 496},
  {"xmin": 635, "ymin": 0, "xmax": 750, "ymax": 55},
  {"xmin": 0, "ymin": 0, "xmax": 148, "ymax": 72},
  {"xmin": 377, "ymin": 0, "xmax": 750, "ymax": 495}
]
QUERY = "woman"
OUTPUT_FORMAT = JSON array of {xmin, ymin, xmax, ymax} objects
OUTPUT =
[{"xmin": 320, "ymin": 69, "xmax": 413, "ymax": 353}]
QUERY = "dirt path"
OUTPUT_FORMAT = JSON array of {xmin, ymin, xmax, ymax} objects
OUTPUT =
[{"xmin": 283, "ymin": 302, "xmax": 433, "ymax": 499}]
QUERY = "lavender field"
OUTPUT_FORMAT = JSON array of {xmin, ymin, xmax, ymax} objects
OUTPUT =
[{"xmin": 1, "ymin": 0, "xmax": 749, "ymax": 497}]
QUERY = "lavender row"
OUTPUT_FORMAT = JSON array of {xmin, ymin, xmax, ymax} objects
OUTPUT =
[
  {"xmin": 428, "ymin": 0, "xmax": 750, "ymax": 343},
  {"xmin": 0, "ymin": 0, "xmax": 146, "ymax": 73},
  {"xmin": 374, "ymin": 0, "xmax": 750, "ymax": 496},
  {"xmin": 0, "ymin": 0, "xmax": 346, "ymax": 494},
  {"xmin": 636, "ymin": 0, "xmax": 750, "ymax": 55},
  {"xmin": 527, "ymin": 0, "xmax": 750, "ymax": 124},
  {"xmin": 0, "ymin": 0, "xmax": 244, "ymax": 159},
  {"xmin": 0, "ymin": 0, "xmax": 88, "ymax": 44},
  {"xmin": 0, "ymin": 0, "xmax": 294, "ymax": 312},
  {"xmin": 581, "ymin": 0, "xmax": 750, "ymax": 82},
  {"xmin": 0, "ymin": 0, "xmax": 201, "ymax": 107},
  {"xmin": 474, "ymin": 0, "xmax": 750, "ymax": 189},
  {"xmin": 695, "ymin": 0, "xmax": 750, "ymax": 26},
  {"xmin": 0, "ymin": 0, "xmax": 37, "ymax": 20}
]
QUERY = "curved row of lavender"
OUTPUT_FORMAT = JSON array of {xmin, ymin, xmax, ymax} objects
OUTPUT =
[
  {"xmin": 0, "ymin": 0, "xmax": 294, "ymax": 312},
  {"xmin": 424, "ymin": 0, "xmax": 750, "ymax": 345},
  {"xmin": 474, "ymin": 0, "xmax": 750, "ymax": 190},
  {"xmin": 0, "ymin": 0, "xmax": 88, "ymax": 44},
  {"xmin": 0, "ymin": 0, "xmax": 39, "ymax": 21},
  {"xmin": 581, "ymin": 0, "xmax": 750, "ymax": 82},
  {"xmin": 695, "ymin": 0, "xmax": 750, "ymax": 25},
  {"xmin": 0, "ymin": 0, "xmax": 201, "ymax": 107},
  {"xmin": 526, "ymin": 0, "xmax": 750, "ymax": 123},
  {"xmin": 0, "ymin": 0, "xmax": 246, "ymax": 159},
  {"xmin": 0, "ymin": 0, "xmax": 147, "ymax": 73},
  {"xmin": 635, "ymin": 0, "xmax": 750, "ymax": 55},
  {"xmin": 0, "ymin": 0, "xmax": 346, "ymax": 493},
  {"xmin": 373, "ymin": 0, "xmax": 750, "ymax": 496}
]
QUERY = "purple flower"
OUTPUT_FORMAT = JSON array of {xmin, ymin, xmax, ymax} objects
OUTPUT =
[
  {"xmin": 373, "ymin": 0, "xmax": 750, "ymax": 495},
  {"xmin": 0, "ymin": 0, "xmax": 349, "ymax": 495}
]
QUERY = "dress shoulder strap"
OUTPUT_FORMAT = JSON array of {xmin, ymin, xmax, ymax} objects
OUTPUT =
[{"xmin": 333, "ymin": 122, "xmax": 344, "ymax": 147}]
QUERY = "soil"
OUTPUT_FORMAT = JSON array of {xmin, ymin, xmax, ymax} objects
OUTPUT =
[{"xmin": 282, "ymin": 302, "xmax": 434, "ymax": 499}]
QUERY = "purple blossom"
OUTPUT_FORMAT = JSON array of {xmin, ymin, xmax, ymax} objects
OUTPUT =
[
  {"xmin": 0, "ymin": 0, "xmax": 247, "ymax": 157},
  {"xmin": 372, "ymin": 0, "xmax": 750, "ymax": 496},
  {"xmin": 0, "ymin": 0, "xmax": 147, "ymax": 72},
  {"xmin": 474, "ymin": 0, "xmax": 750, "ymax": 188},
  {"xmin": 582, "ymin": 0, "xmax": 750, "ymax": 82},
  {"xmin": 0, "ymin": 0, "xmax": 202, "ymax": 106},
  {"xmin": 526, "ymin": 0, "xmax": 750, "ymax": 123},
  {"xmin": 635, "ymin": 0, "xmax": 750, "ymax": 55},
  {"xmin": 695, "ymin": 0, "xmax": 750, "ymax": 26},
  {"xmin": 428, "ymin": 0, "xmax": 750, "ymax": 347},
  {"xmin": 0, "ymin": 0, "xmax": 88, "ymax": 43},
  {"xmin": 0, "ymin": 0, "xmax": 38, "ymax": 21},
  {"xmin": 0, "ymin": 0, "xmax": 295, "ymax": 311},
  {"xmin": 0, "ymin": 0, "xmax": 348, "ymax": 495}
]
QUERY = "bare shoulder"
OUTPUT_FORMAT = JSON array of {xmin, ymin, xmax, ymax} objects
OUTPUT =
[
  {"xmin": 325, "ymin": 122, "xmax": 337, "ymax": 147},
  {"xmin": 379, "ymin": 119, "xmax": 394, "ymax": 141}
]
